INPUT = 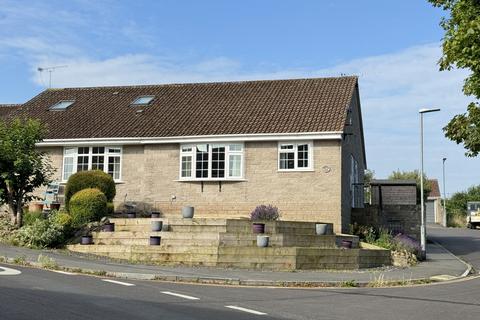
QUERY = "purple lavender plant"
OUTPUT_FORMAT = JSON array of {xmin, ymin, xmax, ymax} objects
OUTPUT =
[
  {"xmin": 394, "ymin": 233, "xmax": 421, "ymax": 255},
  {"xmin": 250, "ymin": 205, "xmax": 280, "ymax": 221}
]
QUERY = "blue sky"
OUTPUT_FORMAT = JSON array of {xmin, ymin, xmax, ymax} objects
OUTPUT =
[{"xmin": 0, "ymin": 0, "xmax": 478, "ymax": 195}]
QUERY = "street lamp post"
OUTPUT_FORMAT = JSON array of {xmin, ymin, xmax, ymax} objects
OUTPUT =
[
  {"xmin": 442, "ymin": 157, "xmax": 447, "ymax": 227},
  {"xmin": 419, "ymin": 108, "xmax": 441, "ymax": 260}
]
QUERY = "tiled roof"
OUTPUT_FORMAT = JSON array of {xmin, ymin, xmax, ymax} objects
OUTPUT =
[
  {"xmin": 11, "ymin": 77, "xmax": 358, "ymax": 139},
  {"xmin": 0, "ymin": 104, "xmax": 21, "ymax": 120},
  {"xmin": 428, "ymin": 179, "xmax": 441, "ymax": 198}
]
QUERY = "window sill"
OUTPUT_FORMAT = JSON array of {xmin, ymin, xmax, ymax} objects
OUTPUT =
[
  {"xmin": 175, "ymin": 178, "xmax": 247, "ymax": 182},
  {"xmin": 277, "ymin": 169, "xmax": 314, "ymax": 172}
]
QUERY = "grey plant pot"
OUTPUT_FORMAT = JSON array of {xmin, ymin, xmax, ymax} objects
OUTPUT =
[
  {"xmin": 256, "ymin": 235, "xmax": 269, "ymax": 248},
  {"xmin": 150, "ymin": 236, "xmax": 161, "ymax": 246},
  {"xmin": 81, "ymin": 236, "xmax": 93, "ymax": 245},
  {"xmin": 315, "ymin": 223, "xmax": 328, "ymax": 235},
  {"xmin": 103, "ymin": 223, "xmax": 115, "ymax": 232},
  {"xmin": 182, "ymin": 206, "xmax": 194, "ymax": 219},
  {"xmin": 151, "ymin": 221, "xmax": 163, "ymax": 232}
]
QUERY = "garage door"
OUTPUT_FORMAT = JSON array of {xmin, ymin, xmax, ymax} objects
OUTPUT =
[{"xmin": 426, "ymin": 200, "xmax": 435, "ymax": 223}]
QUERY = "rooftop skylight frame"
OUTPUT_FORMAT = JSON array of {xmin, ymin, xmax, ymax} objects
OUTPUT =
[
  {"xmin": 131, "ymin": 95, "xmax": 155, "ymax": 106},
  {"xmin": 49, "ymin": 100, "xmax": 75, "ymax": 111}
]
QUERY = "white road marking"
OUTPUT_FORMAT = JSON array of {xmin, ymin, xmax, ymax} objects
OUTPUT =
[
  {"xmin": 50, "ymin": 270, "xmax": 76, "ymax": 275},
  {"xmin": 101, "ymin": 279, "xmax": 135, "ymax": 286},
  {"xmin": 0, "ymin": 266, "xmax": 22, "ymax": 276},
  {"xmin": 161, "ymin": 291, "xmax": 200, "ymax": 300},
  {"xmin": 225, "ymin": 305, "xmax": 267, "ymax": 315}
]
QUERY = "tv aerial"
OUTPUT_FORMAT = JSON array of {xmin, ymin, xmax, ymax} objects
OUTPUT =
[{"xmin": 37, "ymin": 65, "xmax": 68, "ymax": 88}]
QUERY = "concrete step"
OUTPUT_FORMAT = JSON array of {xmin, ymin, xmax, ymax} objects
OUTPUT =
[
  {"xmin": 68, "ymin": 244, "xmax": 219, "ymax": 255},
  {"xmin": 225, "ymin": 220, "xmax": 334, "ymax": 235},
  {"xmin": 218, "ymin": 233, "xmax": 337, "ymax": 248}
]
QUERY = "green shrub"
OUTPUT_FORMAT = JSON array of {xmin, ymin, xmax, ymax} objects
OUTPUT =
[
  {"xmin": 0, "ymin": 213, "xmax": 16, "ymax": 242},
  {"xmin": 51, "ymin": 210, "xmax": 73, "ymax": 231},
  {"xmin": 374, "ymin": 228, "xmax": 396, "ymax": 250},
  {"xmin": 69, "ymin": 188, "xmax": 107, "ymax": 227},
  {"xmin": 23, "ymin": 211, "xmax": 45, "ymax": 226},
  {"xmin": 107, "ymin": 202, "xmax": 115, "ymax": 216},
  {"xmin": 65, "ymin": 170, "xmax": 116, "ymax": 209},
  {"xmin": 16, "ymin": 211, "xmax": 71, "ymax": 248}
]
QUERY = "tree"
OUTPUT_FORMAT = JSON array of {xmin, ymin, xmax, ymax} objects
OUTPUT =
[
  {"xmin": 0, "ymin": 118, "xmax": 54, "ymax": 227},
  {"xmin": 446, "ymin": 185, "xmax": 480, "ymax": 217},
  {"xmin": 389, "ymin": 170, "xmax": 432, "ymax": 204},
  {"xmin": 428, "ymin": 0, "xmax": 480, "ymax": 156}
]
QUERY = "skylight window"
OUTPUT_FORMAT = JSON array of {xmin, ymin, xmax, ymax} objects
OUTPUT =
[
  {"xmin": 49, "ymin": 100, "xmax": 75, "ymax": 111},
  {"xmin": 131, "ymin": 96, "xmax": 154, "ymax": 105}
]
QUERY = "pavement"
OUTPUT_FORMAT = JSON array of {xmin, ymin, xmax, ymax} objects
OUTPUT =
[{"xmin": 0, "ymin": 234, "xmax": 472, "ymax": 287}]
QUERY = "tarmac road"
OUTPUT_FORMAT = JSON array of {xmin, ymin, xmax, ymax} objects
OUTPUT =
[{"xmin": 1, "ymin": 226, "xmax": 479, "ymax": 320}]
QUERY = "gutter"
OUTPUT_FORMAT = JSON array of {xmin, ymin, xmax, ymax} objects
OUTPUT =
[{"xmin": 36, "ymin": 132, "xmax": 344, "ymax": 147}]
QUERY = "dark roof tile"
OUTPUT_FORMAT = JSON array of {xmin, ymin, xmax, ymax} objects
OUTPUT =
[
  {"xmin": 0, "ymin": 104, "xmax": 22, "ymax": 120},
  {"xmin": 11, "ymin": 77, "xmax": 357, "ymax": 139}
]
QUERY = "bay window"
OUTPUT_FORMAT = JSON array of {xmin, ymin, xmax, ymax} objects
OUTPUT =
[
  {"xmin": 180, "ymin": 143, "xmax": 244, "ymax": 180},
  {"xmin": 278, "ymin": 141, "xmax": 313, "ymax": 171},
  {"xmin": 62, "ymin": 146, "xmax": 122, "ymax": 181}
]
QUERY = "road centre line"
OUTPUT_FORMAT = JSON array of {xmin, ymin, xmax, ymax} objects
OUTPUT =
[
  {"xmin": 101, "ymin": 279, "xmax": 135, "ymax": 286},
  {"xmin": 161, "ymin": 291, "xmax": 200, "ymax": 300},
  {"xmin": 50, "ymin": 270, "xmax": 76, "ymax": 275},
  {"xmin": 225, "ymin": 305, "xmax": 267, "ymax": 315}
]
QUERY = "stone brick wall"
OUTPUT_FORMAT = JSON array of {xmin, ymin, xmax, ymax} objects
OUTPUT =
[
  {"xmin": 340, "ymin": 89, "xmax": 365, "ymax": 233},
  {"xmin": 38, "ymin": 139, "xmax": 347, "ymax": 232},
  {"xmin": 352, "ymin": 204, "xmax": 421, "ymax": 240}
]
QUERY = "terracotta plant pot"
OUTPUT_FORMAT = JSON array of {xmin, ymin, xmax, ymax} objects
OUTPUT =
[
  {"xmin": 50, "ymin": 203, "xmax": 61, "ymax": 211},
  {"xmin": 30, "ymin": 203, "xmax": 44, "ymax": 212},
  {"xmin": 257, "ymin": 235, "xmax": 269, "ymax": 247},
  {"xmin": 315, "ymin": 223, "xmax": 328, "ymax": 235},
  {"xmin": 182, "ymin": 206, "xmax": 194, "ymax": 219},
  {"xmin": 103, "ymin": 223, "xmax": 115, "ymax": 232},
  {"xmin": 150, "ymin": 236, "xmax": 161, "ymax": 245},
  {"xmin": 127, "ymin": 212, "xmax": 136, "ymax": 219},
  {"xmin": 252, "ymin": 223, "xmax": 265, "ymax": 234},
  {"xmin": 81, "ymin": 235, "xmax": 93, "ymax": 245},
  {"xmin": 340, "ymin": 240, "xmax": 353, "ymax": 249},
  {"xmin": 151, "ymin": 211, "xmax": 161, "ymax": 218},
  {"xmin": 151, "ymin": 221, "xmax": 163, "ymax": 232}
]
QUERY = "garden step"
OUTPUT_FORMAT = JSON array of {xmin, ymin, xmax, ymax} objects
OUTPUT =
[
  {"xmin": 67, "ymin": 244, "xmax": 219, "ymax": 255},
  {"xmin": 218, "ymin": 233, "xmax": 337, "ymax": 248}
]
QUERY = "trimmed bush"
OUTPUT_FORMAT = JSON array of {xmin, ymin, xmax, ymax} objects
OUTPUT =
[
  {"xmin": 69, "ymin": 188, "xmax": 107, "ymax": 227},
  {"xmin": 107, "ymin": 202, "xmax": 115, "ymax": 216},
  {"xmin": 65, "ymin": 170, "xmax": 116, "ymax": 209},
  {"xmin": 23, "ymin": 211, "xmax": 45, "ymax": 226}
]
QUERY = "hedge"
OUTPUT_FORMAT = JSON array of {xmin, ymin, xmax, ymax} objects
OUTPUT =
[
  {"xmin": 65, "ymin": 170, "xmax": 116, "ymax": 209},
  {"xmin": 69, "ymin": 188, "xmax": 107, "ymax": 227}
]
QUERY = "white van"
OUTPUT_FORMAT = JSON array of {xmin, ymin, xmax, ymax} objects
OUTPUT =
[{"xmin": 467, "ymin": 201, "xmax": 480, "ymax": 229}]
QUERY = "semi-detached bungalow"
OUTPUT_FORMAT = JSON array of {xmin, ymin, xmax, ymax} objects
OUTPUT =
[{"xmin": 1, "ymin": 76, "xmax": 366, "ymax": 233}]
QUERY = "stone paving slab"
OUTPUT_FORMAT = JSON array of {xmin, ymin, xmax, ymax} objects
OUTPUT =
[{"xmin": 0, "ymin": 241, "xmax": 471, "ymax": 287}]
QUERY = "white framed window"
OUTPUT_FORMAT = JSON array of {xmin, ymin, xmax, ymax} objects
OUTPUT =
[
  {"xmin": 62, "ymin": 148, "xmax": 76, "ymax": 180},
  {"xmin": 179, "ymin": 143, "xmax": 244, "ymax": 180},
  {"xmin": 62, "ymin": 146, "xmax": 123, "ymax": 182},
  {"xmin": 278, "ymin": 141, "xmax": 313, "ymax": 171}
]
